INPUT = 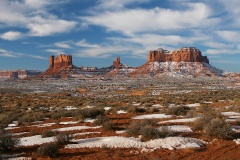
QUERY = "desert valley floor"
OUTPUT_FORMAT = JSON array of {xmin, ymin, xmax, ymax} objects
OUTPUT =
[{"xmin": 0, "ymin": 76, "xmax": 240, "ymax": 160}]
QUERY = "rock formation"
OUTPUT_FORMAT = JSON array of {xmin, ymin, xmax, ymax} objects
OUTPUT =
[
  {"xmin": 49, "ymin": 54, "xmax": 73, "ymax": 70},
  {"xmin": 113, "ymin": 56, "xmax": 121, "ymax": 68},
  {"xmin": 147, "ymin": 47, "xmax": 209, "ymax": 64},
  {"xmin": 0, "ymin": 70, "xmax": 41, "ymax": 79}
]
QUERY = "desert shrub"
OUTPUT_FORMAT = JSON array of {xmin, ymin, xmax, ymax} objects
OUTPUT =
[
  {"xmin": 30, "ymin": 129, "xmax": 39, "ymax": 136},
  {"xmin": 140, "ymin": 119, "xmax": 158, "ymax": 126},
  {"xmin": 127, "ymin": 107, "xmax": 146, "ymax": 113},
  {"xmin": 126, "ymin": 119, "xmax": 158, "ymax": 136},
  {"xmin": 140, "ymin": 126, "xmax": 161, "ymax": 141},
  {"xmin": 0, "ymin": 130, "xmax": 19, "ymax": 152},
  {"xmin": 166, "ymin": 106, "xmax": 190, "ymax": 116},
  {"xmin": 55, "ymin": 133, "xmax": 72, "ymax": 145},
  {"xmin": 94, "ymin": 115, "xmax": 109, "ymax": 126},
  {"xmin": 37, "ymin": 143, "xmax": 58, "ymax": 158},
  {"xmin": 126, "ymin": 122, "xmax": 142, "ymax": 136},
  {"xmin": 79, "ymin": 108, "xmax": 105, "ymax": 118},
  {"xmin": 203, "ymin": 118, "xmax": 234, "ymax": 139},
  {"xmin": 140, "ymin": 126, "xmax": 173, "ymax": 141},
  {"xmin": 102, "ymin": 121, "xmax": 114, "ymax": 131},
  {"xmin": 41, "ymin": 130, "xmax": 56, "ymax": 138}
]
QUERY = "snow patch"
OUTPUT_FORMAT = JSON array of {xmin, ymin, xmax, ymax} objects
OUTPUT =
[
  {"xmin": 18, "ymin": 135, "xmax": 55, "ymax": 146},
  {"xmin": 117, "ymin": 110, "xmax": 127, "ymax": 114},
  {"xmin": 133, "ymin": 114, "xmax": 172, "ymax": 119},
  {"xmin": 161, "ymin": 125, "xmax": 193, "ymax": 132},
  {"xmin": 159, "ymin": 117, "xmax": 198, "ymax": 124},
  {"xmin": 221, "ymin": 112, "xmax": 240, "ymax": 116},
  {"xmin": 66, "ymin": 136, "xmax": 205, "ymax": 150},
  {"xmin": 53, "ymin": 125, "xmax": 101, "ymax": 132}
]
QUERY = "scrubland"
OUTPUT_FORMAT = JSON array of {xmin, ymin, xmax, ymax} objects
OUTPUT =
[{"xmin": 0, "ymin": 77, "xmax": 240, "ymax": 159}]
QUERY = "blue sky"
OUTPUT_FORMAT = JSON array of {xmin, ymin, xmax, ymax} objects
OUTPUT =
[{"xmin": 0, "ymin": 0, "xmax": 240, "ymax": 72}]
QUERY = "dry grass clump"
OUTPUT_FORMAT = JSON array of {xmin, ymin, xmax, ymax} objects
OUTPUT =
[
  {"xmin": 94, "ymin": 115, "xmax": 114, "ymax": 131},
  {"xmin": 55, "ymin": 133, "xmax": 72, "ymax": 145},
  {"xmin": 126, "ymin": 119, "xmax": 172, "ymax": 141},
  {"xmin": 203, "ymin": 118, "xmax": 234, "ymax": 139},
  {"xmin": 0, "ymin": 130, "xmax": 19, "ymax": 152},
  {"xmin": 166, "ymin": 105, "xmax": 190, "ymax": 116},
  {"xmin": 37, "ymin": 143, "xmax": 59, "ymax": 158}
]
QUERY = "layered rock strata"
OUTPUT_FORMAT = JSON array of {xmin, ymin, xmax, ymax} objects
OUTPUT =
[{"xmin": 147, "ymin": 47, "xmax": 209, "ymax": 64}]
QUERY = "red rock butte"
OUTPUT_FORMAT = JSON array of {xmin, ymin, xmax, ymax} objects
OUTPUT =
[
  {"xmin": 147, "ymin": 47, "xmax": 209, "ymax": 64},
  {"xmin": 113, "ymin": 56, "xmax": 121, "ymax": 68}
]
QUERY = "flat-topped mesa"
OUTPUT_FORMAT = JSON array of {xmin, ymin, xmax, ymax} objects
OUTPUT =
[
  {"xmin": 147, "ymin": 47, "xmax": 209, "ymax": 64},
  {"xmin": 49, "ymin": 54, "xmax": 73, "ymax": 70},
  {"xmin": 113, "ymin": 56, "xmax": 121, "ymax": 68}
]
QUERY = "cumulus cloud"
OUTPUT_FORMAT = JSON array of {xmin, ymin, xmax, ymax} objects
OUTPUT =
[
  {"xmin": 81, "ymin": 3, "xmax": 219, "ymax": 35},
  {"xmin": 0, "ymin": 0, "xmax": 77, "ymax": 37},
  {"xmin": 0, "ymin": 31, "xmax": 23, "ymax": 40},
  {"xmin": 95, "ymin": 0, "xmax": 151, "ymax": 10}
]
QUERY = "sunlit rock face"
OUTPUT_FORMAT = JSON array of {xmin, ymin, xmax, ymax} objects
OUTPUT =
[{"xmin": 147, "ymin": 47, "xmax": 209, "ymax": 64}]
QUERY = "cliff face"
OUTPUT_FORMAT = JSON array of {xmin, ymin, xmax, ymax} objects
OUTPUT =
[
  {"xmin": 49, "ymin": 54, "xmax": 73, "ymax": 70},
  {"xmin": 147, "ymin": 47, "xmax": 209, "ymax": 64}
]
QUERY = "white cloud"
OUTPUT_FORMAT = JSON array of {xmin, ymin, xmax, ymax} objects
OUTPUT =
[
  {"xmin": 203, "ymin": 41, "xmax": 233, "ymax": 49},
  {"xmin": 45, "ymin": 49, "xmax": 64, "ymax": 55},
  {"xmin": 27, "ymin": 20, "xmax": 76, "ymax": 36},
  {"xmin": 0, "ymin": 0, "xmax": 77, "ymax": 37},
  {"xmin": 0, "ymin": 31, "xmax": 23, "ymax": 40},
  {"xmin": 0, "ymin": 49, "xmax": 18, "ymax": 57},
  {"xmin": 96, "ymin": 0, "xmax": 150, "ymax": 10},
  {"xmin": 28, "ymin": 55, "xmax": 48, "ymax": 60},
  {"xmin": 205, "ymin": 49, "xmax": 237, "ymax": 55},
  {"xmin": 81, "ymin": 3, "xmax": 219, "ymax": 35},
  {"xmin": 216, "ymin": 30, "xmax": 240, "ymax": 42},
  {"xmin": 54, "ymin": 42, "xmax": 71, "ymax": 49},
  {"xmin": 76, "ymin": 39, "xmax": 100, "ymax": 48}
]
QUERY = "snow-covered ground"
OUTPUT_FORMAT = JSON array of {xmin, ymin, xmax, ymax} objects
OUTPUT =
[
  {"xmin": 104, "ymin": 107, "xmax": 111, "ymax": 110},
  {"xmin": 84, "ymin": 118, "xmax": 95, "ymax": 123},
  {"xmin": 66, "ymin": 136, "xmax": 205, "ymax": 150},
  {"xmin": 159, "ymin": 117, "xmax": 198, "ymax": 124},
  {"xmin": 161, "ymin": 125, "xmax": 193, "ymax": 133},
  {"xmin": 117, "ymin": 110, "xmax": 127, "ymax": 114},
  {"xmin": 64, "ymin": 106, "xmax": 77, "ymax": 110},
  {"xmin": 59, "ymin": 121, "xmax": 79, "ymax": 125},
  {"xmin": 221, "ymin": 112, "xmax": 240, "ymax": 116},
  {"xmin": 234, "ymin": 139, "xmax": 240, "ymax": 145},
  {"xmin": 18, "ymin": 135, "xmax": 55, "ymax": 146},
  {"xmin": 185, "ymin": 103, "xmax": 200, "ymax": 108},
  {"xmin": 53, "ymin": 125, "xmax": 101, "ymax": 132},
  {"xmin": 132, "ymin": 114, "xmax": 172, "ymax": 119},
  {"xmin": 73, "ymin": 132, "xmax": 101, "ymax": 137}
]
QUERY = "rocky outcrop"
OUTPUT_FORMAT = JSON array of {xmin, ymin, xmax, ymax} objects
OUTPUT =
[
  {"xmin": 49, "ymin": 54, "xmax": 73, "ymax": 70},
  {"xmin": 147, "ymin": 47, "xmax": 209, "ymax": 64},
  {"xmin": 113, "ymin": 57, "xmax": 121, "ymax": 68},
  {"xmin": 0, "ymin": 70, "xmax": 41, "ymax": 79}
]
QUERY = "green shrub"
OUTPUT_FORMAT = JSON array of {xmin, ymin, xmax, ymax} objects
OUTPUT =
[
  {"xmin": 0, "ymin": 130, "xmax": 19, "ymax": 152},
  {"xmin": 37, "ymin": 143, "xmax": 59, "ymax": 158},
  {"xmin": 55, "ymin": 133, "xmax": 72, "ymax": 145}
]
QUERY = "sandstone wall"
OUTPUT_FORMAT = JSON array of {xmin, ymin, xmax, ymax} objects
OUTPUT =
[{"xmin": 147, "ymin": 47, "xmax": 209, "ymax": 64}]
